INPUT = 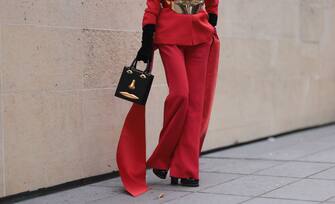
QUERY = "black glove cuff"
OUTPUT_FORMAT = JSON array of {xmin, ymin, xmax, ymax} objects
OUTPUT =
[
  {"xmin": 208, "ymin": 13, "xmax": 218, "ymax": 27},
  {"xmin": 142, "ymin": 24, "xmax": 156, "ymax": 33},
  {"xmin": 142, "ymin": 24, "xmax": 156, "ymax": 45}
]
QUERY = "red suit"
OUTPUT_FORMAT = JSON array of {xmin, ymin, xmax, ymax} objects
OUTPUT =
[{"xmin": 116, "ymin": 0, "xmax": 220, "ymax": 197}]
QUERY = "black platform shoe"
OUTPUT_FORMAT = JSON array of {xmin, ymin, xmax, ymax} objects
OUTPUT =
[
  {"xmin": 171, "ymin": 176, "xmax": 179, "ymax": 185},
  {"xmin": 170, "ymin": 176, "xmax": 199, "ymax": 187},
  {"xmin": 152, "ymin": 168, "xmax": 168, "ymax": 179}
]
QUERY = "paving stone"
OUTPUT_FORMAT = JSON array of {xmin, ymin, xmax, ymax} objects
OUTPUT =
[
  {"xmin": 296, "ymin": 126, "xmax": 335, "ymax": 141},
  {"xmin": 203, "ymin": 141, "xmax": 289, "ymax": 159},
  {"xmin": 200, "ymin": 175, "xmax": 297, "ymax": 196},
  {"xmin": 85, "ymin": 189, "xmax": 190, "ymax": 204},
  {"xmin": 256, "ymin": 141, "xmax": 335, "ymax": 161},
  {"xmin": 309, "ymin": 166, "xmax": 335, "ymax": 180},
  {"xmin": 242, "ymin": 197, "xmax": 319, "ymax": 204},
  {"xmin": 150, "ymin": 172, "xmax": 241, "ymax": 192},
  {"xmin": 90, "ymin": 171, "xmax": 241, "ymax": 194},
  {"xmin": 204, "ymin": 128, "xmax": 335, "ymax": 160},
  {"xmin": 13, "ymin": 125, "xmax": 335, "ymax": 203},
  {"xmin": 254, "ymin": 161, "xmax": 334, "ymax": 178},
  {"xmin": 89, "ymin": 178, "xmax": 123, "ymax": 188},
  {"xmin": 205, "ymin": 140, "xmax": 335, "ymax": 162},
  {"xmin": 315, "ymin": 133, "xmax": 335, "ymax": 144},
  {"xmin": 203, "ymin": 134, "xmax": 307, "ymax": 159},
  {"xmin": 90, "ymin": 170, "xmax": 163, "ymax": 189},
  {"xmin": 298, "ymin": 148, "xmax": 335, "ymax": 163},
  {"xmin": 165, "ymin": 192, "xmax": 250, "ymax": 204},
  {"xmin": 328, "ymin": 195, "xmax": 335, "ymax": 202},
  {"xmin": 200, "ymin": 158, "xmax": 283, "ymax": 174},
  {"xmin": 16, "ymin": 186, "xmax": 117, "ymax": 204},
  {"xmin": 262, "ymin": 178, "xmax": 335, "ymax": 202}
]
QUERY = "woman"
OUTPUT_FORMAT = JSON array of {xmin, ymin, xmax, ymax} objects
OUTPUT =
[{"xmin": 116, "ymin": 0, "xmax": 220, "ymax": 197}]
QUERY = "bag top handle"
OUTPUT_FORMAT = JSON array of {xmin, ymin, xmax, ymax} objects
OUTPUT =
[{"xmin": 130, "ymin": 55, "xmax": 153, "ymax": 74}]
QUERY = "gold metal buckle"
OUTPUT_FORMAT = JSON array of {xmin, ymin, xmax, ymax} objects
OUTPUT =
[{"xmin": 168, "ymin": 0, "xmax": 205, "ymax": 14}]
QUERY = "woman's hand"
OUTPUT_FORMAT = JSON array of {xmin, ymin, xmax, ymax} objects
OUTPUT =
[
  {"xmin": 136, "ymin": 24, "xmax": 156, "ymax": 63},
  {"xmin": 208, "ymin": 13, "xmax": 218, "ymax": 27}
]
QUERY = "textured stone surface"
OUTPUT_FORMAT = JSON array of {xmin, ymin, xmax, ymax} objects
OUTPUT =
[
  {"xmin": 301, "ymin": 0, "xmax": 325, "ymax": 43},
  {"xmin": 221, "ymin": 0, "xmax": 300, "ymax": 39},
  {"xmin": 0, "ymin": 21, "xmax": 4, "ymax": 198},
  {"xmin": 254, "ymin": 161, "xmax": 334, "ymax": 178},
  {"xmin": 2, "ymin": 25, "xmax": 85, "ymax": 92},
  {"xmin": 81, "ymin": 29, "xmax": 141, "ymax": 89},
  {"xmin": 81, "ymin": 0, "xmax": 145, "ymax": 30},
  {"xmin": 14, "ymin": 186, "xmax": 119, "ymax": 204},
  {"xmin": 87, "ymin": 190, "xmax": 190, "ymax": 204},
  {"xmin": 80, "ymin": 88, "xmax": 127, "ymax": 178},
  {"xmin": 200, "ymin": 158, "xmax": 283, "ymax": 174},
  {"xmin": 298, "ymin": 148, "xmax": 335, "ymax": 163},
  {"xmin": 3, "ymin": 91, "xmax": 84, "ymax": 194},
  {"xmin": 200, "ymin": 175, "xmax": 297, "ymax": 196},
  {"xmin": 166, "ymin": 193, "xmax": 250, "ymax": 204},
  {"xmin": 0, "ymin": 0, "xmax": 335, "ymax": 198},
  {"xmin": 242, "ymin": 197, "xmax": 319, "ymax": 204},
  {"xmin": 309, "ymin": 166, "xmax": 335, "ymax": 180},
  {"xmin": 12, "ymin": 125, "xmax": 335, "ymax": 203},
  {"xmin": 151, "ymin": 172, "xmax": 241, "ymax": 193},
  {"xmin": 262, "ymin": 179, "xmax": 335, "ymax": 202}
]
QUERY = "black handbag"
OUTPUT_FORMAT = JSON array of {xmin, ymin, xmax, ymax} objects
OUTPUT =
[{"xmin": 114, "ymin": 58, "xmax": 154, "ymax": 105}]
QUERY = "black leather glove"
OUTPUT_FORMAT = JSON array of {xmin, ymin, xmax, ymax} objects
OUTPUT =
[
  {"xmin": 136, "ymin": 24, "xmax": 155, "ymax": 63},
  {"xmin": 208, "ymin": 13, "xmax": 218, "ymax": 27}
]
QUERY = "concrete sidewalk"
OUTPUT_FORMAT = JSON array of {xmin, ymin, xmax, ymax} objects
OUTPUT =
[{"xmin": 15, "ymin": 124, "xmax": 335, "ymax": 204}]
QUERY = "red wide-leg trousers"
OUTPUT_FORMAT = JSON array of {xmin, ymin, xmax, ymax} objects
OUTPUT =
[{"xmin": 146, "ymin": 38, "xmax": 213, "ymax": 179}]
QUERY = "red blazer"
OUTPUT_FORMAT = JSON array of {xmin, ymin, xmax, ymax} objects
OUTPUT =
[{"xmin": 142, "ymin": 0, "xmax": 219, "ymax": 45}]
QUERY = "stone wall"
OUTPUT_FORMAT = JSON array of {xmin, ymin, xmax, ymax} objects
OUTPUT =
[{"xmin": 0, "ymin": 0, "xmax": 334, "ymax": 197}]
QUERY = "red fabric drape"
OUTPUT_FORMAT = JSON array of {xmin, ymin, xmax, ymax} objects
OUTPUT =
[{"xmin": 116, "ymin": 30, "xmax": 220, "ymax": 197}]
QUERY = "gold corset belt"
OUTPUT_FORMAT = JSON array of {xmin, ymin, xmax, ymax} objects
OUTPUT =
[{"xmin": 161, "ymin": 0, "xmax": 205, "ymax": 14}]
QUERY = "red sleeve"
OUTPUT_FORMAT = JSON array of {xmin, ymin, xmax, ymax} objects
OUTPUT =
[
  {"xmin": 142, "ymin": 0, "xmax": 161, "ymax": 27},
  {"xmin": 205, "ymin": 0, "xmax": 219, "ymax": 15}
]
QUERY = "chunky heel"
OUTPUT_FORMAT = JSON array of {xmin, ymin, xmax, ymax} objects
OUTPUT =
[
  {"xmin": 170, "ymin": 176, "xmax": 179, "ymax": 185},
  {"xmin": 153, "ymin": 168, "xmax": 168, "ymax": 179},
  {"xmin": 180, "ymin": 178, "xmax": 199, "ymax": 187}
]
